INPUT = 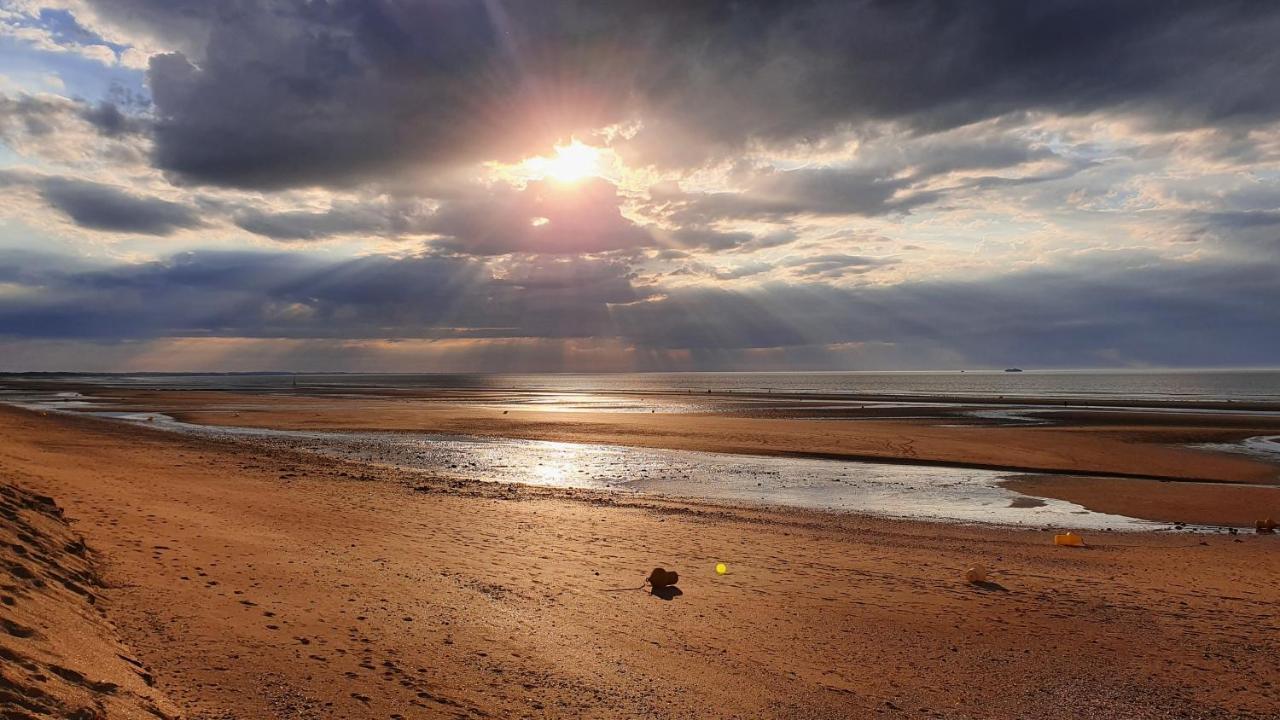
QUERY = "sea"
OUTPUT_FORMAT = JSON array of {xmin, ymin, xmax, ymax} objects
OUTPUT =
[{"xmin": 9, "ymin": 369, "xmax": 1280, "ymax": 403}]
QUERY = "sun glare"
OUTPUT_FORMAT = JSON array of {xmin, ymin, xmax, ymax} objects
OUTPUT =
[{"xmin": 535, "ymin": 140, "xmax": 601, "ymax": 182}]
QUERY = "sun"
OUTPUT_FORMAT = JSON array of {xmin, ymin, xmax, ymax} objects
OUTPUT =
[
  {"xmin": 536, "ymin": 140, "xmax": 601, "ymax": 183},
  {"xmin": 500, "ymin": 139, "xmax": 614, "ymax": 186}
]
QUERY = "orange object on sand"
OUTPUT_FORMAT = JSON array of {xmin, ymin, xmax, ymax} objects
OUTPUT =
[
  {"xmin": 964, "ymin": 565, "xmax": 987, "ymax": 584},
  {"xmin": 1054, "ymin": 532, "xmax": 1085, "ymax": 547}
]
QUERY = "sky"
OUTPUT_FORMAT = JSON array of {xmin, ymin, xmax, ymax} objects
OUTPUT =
[{"xmin": 0, "ymin": 0, "xmax": 1278, "ymax": 373}]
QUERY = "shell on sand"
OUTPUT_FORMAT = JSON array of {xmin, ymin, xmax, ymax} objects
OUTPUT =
[{"xmin": 964, "ymin": 565, "xmax": 987, "ymax": 584}]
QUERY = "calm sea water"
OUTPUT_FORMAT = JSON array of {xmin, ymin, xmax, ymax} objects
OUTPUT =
[{"xmin": 18, "ymin": 369, "xmax": 1280, "ymax": 402}]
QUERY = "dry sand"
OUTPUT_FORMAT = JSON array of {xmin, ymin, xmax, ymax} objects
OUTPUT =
[
  {"xmin": 2, "ymin": 405, "xmax": 1279, "ymax": 719},
  {"xmin": 0, "ymin": 471, "xmax": 178, "ymax": 719}
]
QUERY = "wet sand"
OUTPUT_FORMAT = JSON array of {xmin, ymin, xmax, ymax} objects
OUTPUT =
[
  {"xmin": 2, "ymin": 405, "xmax": 1279, "ymax": 719},
  {"xmin": 1002, "ymin": 476, "xmax": 1280, "ymax": 528},
  {"xmin": 29, "ymin": 384, "xmax": 1280, "ymax": 526},
  {"xmin": 83, "ymin": 388, "xmax": 1280, "ymax": 481}
]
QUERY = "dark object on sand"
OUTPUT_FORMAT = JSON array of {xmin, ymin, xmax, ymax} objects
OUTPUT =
[
  {"xmin": 1257, "ymin": 518, "xmax": 1277, "ymax": 534},
  {"xmin": 603, "ymin": 567, "xmax": 682, "ymax": 599},
  {"xmin": 645, "ymin": 568, "xmax": 682, "ymax": 600},
  {"xmin": 646, "ymin": 567, "xmax": 679, "ymax": 589},
  {"xmin": 1004, "ymin": 368, "xmax": 1023, "ymax": 372}
]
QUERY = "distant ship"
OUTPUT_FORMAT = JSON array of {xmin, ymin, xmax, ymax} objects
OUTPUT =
[{"xmin": 1004, "ymin": 368, "xmax": 1023, "ymax": 373}]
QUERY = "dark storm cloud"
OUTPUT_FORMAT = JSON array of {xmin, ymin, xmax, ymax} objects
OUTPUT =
[
  {"xmin": 2, "ymin": 248, "xmax": 1277, "ymax": 368},
  {"xmin": 0, "ymin": 250, "xmax": 645, "ymax": 340},
  {"xmin": 612, "ymin": 258, "xmax": 1280, "ymax": 367},
  {"xmin": 36, "ymin": 176, "xmax": 204, "ymax": 235},
  {"xmin": 79, "ymin": 0, "xmax": 1280, "ymax": 188}
]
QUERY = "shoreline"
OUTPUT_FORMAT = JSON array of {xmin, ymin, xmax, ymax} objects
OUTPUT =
[
  {"xmin": 2, "ymin": 405, "xmax": 1278, "ymax": 718},
  {"xmin": 5, "ymin": 381, "xmax": 1280, "ymax": 527},
  {"xmin": 8, "ymin": 374, "xmax": 1280, "ymax": 412},
  {"xmin": 12, "ymin": 400, "xmax": 1280, "ymax": 528}
]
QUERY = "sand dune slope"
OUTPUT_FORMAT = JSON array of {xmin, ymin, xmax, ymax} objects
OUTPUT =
[{"xmin": 0, "ymin": 479, "xmax": 178, "ymax": 720}]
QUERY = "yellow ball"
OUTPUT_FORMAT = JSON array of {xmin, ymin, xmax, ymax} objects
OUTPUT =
[{"xmin": 715, "ymin": 562, "xmax": 727, "ymax": 575}]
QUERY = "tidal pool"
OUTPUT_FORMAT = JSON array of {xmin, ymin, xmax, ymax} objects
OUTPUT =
[{"xmin": 2, "ymin": 393, "xmax": 1164, "ymax": 530}]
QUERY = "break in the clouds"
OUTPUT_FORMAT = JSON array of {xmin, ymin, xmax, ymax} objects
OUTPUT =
[{"xmin": 1, "ymin": 1, "xmax": 1279, "ymax": 371}]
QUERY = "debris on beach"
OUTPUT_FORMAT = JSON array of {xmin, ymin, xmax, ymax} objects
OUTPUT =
[
  {"xmin": 647, "ymin": 567, "xmax": 680, "ymax": 589},
  {"xmin": 1054, "ymin": 532, "xmax": 1085, "ymax": 547},
  {"xmin": 964, "ymin": 565, "xmax": 988, "ymax": 584},
  {"xmin": 603, "ymin": 567, "xmax": 682, "ymax": 597},
  {"xmin": 1257, "ymin": 518, "xmax": 1277, "ymax": 534}
]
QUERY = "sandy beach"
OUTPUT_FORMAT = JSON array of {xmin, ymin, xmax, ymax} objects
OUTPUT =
[
  {"xmin": 28, "ymin": 383, "xmax": 1280, "ymax": 526},
  {"xmin": 8, "ymin": 1, "xmax": 1280, "ymax": 717},
  {"xmin": 3, "ymin": 403, "xmax": 1279, "ymax": 719}
]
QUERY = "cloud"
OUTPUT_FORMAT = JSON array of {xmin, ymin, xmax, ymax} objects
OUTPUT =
[
  {"xmin": 1, "ymin": 2, "xmax": 1278, "ymax": 372},
  {"xmin": 233, "ymin": 206, "xmax": 392, "ymax": 242},
  {"xmin": 79, "ymin": 98, "xmax": 146, "ymax": 137},
  {"xmin": 782, "ymin": 254, "xmax": 897, "ymax": 278},
  {"xmin": 1200, "ymin": 210, "xmax": 1280, "ymax": 230},
  {"xmin": 134, "ymin": 1, "xmax": 585, "ymax": 189},
  {"xmin": 660, "ymin": 227, "xmax": 756, "ymax": 252},
  {"xmin": 1, "ymin": 248, "xmax": 1277, "ymax": 369},
  {"xmin": 0, "ymin": 5, "xmax": 127, "ymax": 67},
  {"xmin": 0, "ymin": 91, "xmax": 148, "ymax": 163},
  {"xmin": 233, "ymin": 183, "xmax": 790, "ymax": 252},
  {"xmin": 37, "ymin": 176, "xmax": 203, "ymax": 235},
  {"xmin": 429, "ymin": 178, "xmax": 651, "ymax": 255},
  {"xmin": 614, "ymin": 255, "xmax": 1280, "ymax": 368},
  {"xmin": 0, "ymin": 92, "xmax": 68, "ymax": 138},
  {"xmin": 0, "ymin": 249, "xmax": 649, "ymax": 341},
  {"xmin": 56, "ymin": 0, "xmax": 1280, "ymax": 188},
  {"xmin": 650, "ymin": 167, "xmax": 935, "ymax": 225}
]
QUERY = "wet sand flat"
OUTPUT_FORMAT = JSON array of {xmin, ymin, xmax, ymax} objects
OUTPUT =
[
  {"xmin": 2, "ymin": 405, "xmax": 1279, "ymax": 719},
  {"xmin": 71, "ymin": 387, "xmax": 1280, "ymax": 485},
  {"xmin": 40, "ymin": 385, "xmax": 1280, "ymax": 525},
  {"xmin": 1002, "ymin": 475, "xmax": 1280, "ymax": 528}
]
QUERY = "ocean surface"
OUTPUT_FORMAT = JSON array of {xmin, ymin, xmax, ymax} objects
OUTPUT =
[{"xmin": 10, "ymin": 369, "xmax": 1280, "ymax": 403}]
